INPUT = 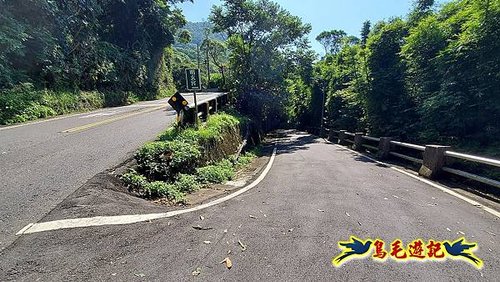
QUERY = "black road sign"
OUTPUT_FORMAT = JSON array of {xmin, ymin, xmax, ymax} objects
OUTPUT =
[
  {"xmin": 168, "ymin": 92, "xmax": 189, "ymax": 113},
  {"xmin": 185, "ymin": 69, "xmax": 202, "ymax": 90}
]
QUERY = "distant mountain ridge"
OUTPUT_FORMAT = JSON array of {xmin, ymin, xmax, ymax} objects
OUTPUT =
[{"xmin": 176, "ymin": 22, "xmax": 227, "ymax": 47}]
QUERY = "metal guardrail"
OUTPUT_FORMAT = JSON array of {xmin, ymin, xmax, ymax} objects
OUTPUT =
[
  {"xmin": 389, "ymin": 151, "xmax": 423, "ymax": 164},
  {"xmin": 442, "ymin": 167, "xmax": 500, "ymax": 189},
  {"xmin": 181, "ymin": 92, "xmax": 229, "ymax": 125},
  {"xmin": 390, "ymin": 141, "xmax": 425, "ymax": 152},
  {"xmin": 445, "ymin": 151, "xmax": 500, "ymax": 168},
  {"xmin": 363, "ymin": 136, "xmax": 380, "ymax": 142},
  {"xmin": 362, "ymin": 144, "xmax": 378, "ymax": 151},
  {"xmin": 327, "ymin": 129, "xmax": 500, "ymax": 190}
]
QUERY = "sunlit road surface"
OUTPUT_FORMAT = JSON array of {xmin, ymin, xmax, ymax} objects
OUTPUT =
[
  {"xmin": 0, "ymin": 92, "xmax": 221, "ymax": 251},
  {"xmin": 1, "ymin": 131, "xmax": 498, "ymax": 281}
]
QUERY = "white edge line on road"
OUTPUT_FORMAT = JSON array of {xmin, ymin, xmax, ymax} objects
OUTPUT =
[
  {"xmin": 17, "ymin": 146, "xmax": 278, "ymax": 235},
  {"xmin": 15, "ymin": 223, "xmax": 34, "ymax": 235},
  {"xmin": 329, "ymin": 142, "xmax": 500, "ymax": 219}
]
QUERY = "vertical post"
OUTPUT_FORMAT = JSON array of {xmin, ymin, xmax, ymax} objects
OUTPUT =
[
  {"xmin": 320, "ymin": 90, "xmax": 326, "ymax": 137},
  {"xmin": 354, "ymin": 133, "xmax": 364, "ymax": 151},
  {"xmin": 378, "ymin": 137, "xmax": 392, "ymax": 159},
  {"xmin": 206, "ymin": 40, "xmax": 210, "ymax": 89},
  {"xmin": 196, "ymin": 44, "xmax": 201, "ymax": 71},
  {"xmin": 338, "ymin": 130, "xmax": 348, "ymax": 145},
  {"xmin": 193, "ymin": 90, "xmax": 199, "ymax": 126},
  {"xmin": 419, "ymin": 145, "xmax": 450, "ymax": 179},
  {"xmin": 328, "ymin": 130, "xmax": 337, "ymax": 142}
]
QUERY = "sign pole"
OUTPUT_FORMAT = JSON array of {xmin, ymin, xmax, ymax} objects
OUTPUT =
[{"xmin": 193, "ymin": 90, "xmax": 198, "ymax": 125}]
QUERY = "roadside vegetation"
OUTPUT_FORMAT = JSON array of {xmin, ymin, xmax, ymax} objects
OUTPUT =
[
  {"xmin": 121, "ymin": 112, "xmax": 257, "ymax": 203},
  {"xmin": 309, "ymin": 0, "xmax": 500, "ymax": 155},
  {"xmin": 0, "ymin": 0, "xmax": 189, "ymax": 125},
  {"xmin": 2, "ymin": 0, "xmax": 498, "ymax": 156}
]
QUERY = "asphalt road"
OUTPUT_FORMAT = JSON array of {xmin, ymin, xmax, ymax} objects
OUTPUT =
[
  {"xmin": 0, "ymin": 92, "xmax": 222, "ymax": 251},
  {"xmin": 0, "ymin": 131, "xmax": 498, "ymax": 281}
]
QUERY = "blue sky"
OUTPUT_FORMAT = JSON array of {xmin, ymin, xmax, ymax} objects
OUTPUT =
[{"xmin": 176, "ymin": 0, "xmax": 449, "ymax": 55}]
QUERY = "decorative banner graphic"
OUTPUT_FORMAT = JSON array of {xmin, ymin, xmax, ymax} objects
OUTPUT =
[{"xmin": 332, "ymin": 236, "xmax": 483, "ymax": 269}]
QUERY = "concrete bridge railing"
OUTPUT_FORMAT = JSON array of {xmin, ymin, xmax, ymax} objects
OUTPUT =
[{"xmin": 328, "ymin": 130, "xmax": 500, "ymax": 190}]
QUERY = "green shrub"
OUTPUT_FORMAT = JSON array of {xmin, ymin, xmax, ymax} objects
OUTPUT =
[
  {"xmin": 143, "ymin": 181, "xmax": 185, "ymax": 202},
  {"xmin": 121, "ymin": 170, "xmax": 148, "ymax": 191},
  {"xmin": 175, "ymin": 174, "xmax": 200, "ymax": 192},
  {"xmin": 198, "ymin": 113, "xmax": 240, "ymax": 142},
  {"xmin": 103, "ymin": 91, "xmax": 131, "ymax": 107},
  {"xmin": 196, "ymin": 159, "xmax": 235, "ymax": 184},
  {"xmin": 135, "ymin": 140, "xmax": 201, "ymax": 181},
  {"xmin": 236, "ymin": 151, "xmax": 257, "ymax": 168},
  {"xmin": 0, "ymin": 84, "xmax": 106, "ymax": 125}
]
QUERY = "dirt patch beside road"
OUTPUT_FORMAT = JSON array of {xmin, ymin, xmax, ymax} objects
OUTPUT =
[{"xmin": 38, "ymin": 144, "xmax": 273, "ymax": 223}]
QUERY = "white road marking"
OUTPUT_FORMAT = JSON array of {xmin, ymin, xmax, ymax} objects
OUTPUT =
[
  {"xmin": 331, "ymin": 142, "xmax": 500, "ymax": 219},
  {"xmin": 16, "ymin": 147, "xmax": 278, "ymax": 235},
  {"xmin": 80, "ymin": 111, "xmax": 119, "ymax": 118},
  {"xmin": 15, "ymin": 223, "xmax": 34, "ymax": 235},
  {"xmin": 0, "ymin": 104, "xmax": 165, "ymax": 131}
]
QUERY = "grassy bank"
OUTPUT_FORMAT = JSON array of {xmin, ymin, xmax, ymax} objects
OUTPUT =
[
  {"xmin": 0, "ymin": 83, "xmax": 142, "ymax": 125},
  {"xmin": 121, "ymin": 112, "xmax": 256, "ymax": 203}
]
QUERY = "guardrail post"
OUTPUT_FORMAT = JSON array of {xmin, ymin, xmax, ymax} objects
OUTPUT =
[
  {"xmin": 419, "ymin": 145, "xmax": 450, "ymax": 179},
  {"xmin": 353, "ymin": 133, "xmax": 364, "ymax": 151},
  {"xmin": 378, "ymin": 137, "xmax": 392, "ymax": 159},
  {"xmin": 328, "ymin": 130, "xmax": 337, "ymax": 142},
  {"xmin": 338, "ymin": 130, "xmax": 348, "ymax": 145}
]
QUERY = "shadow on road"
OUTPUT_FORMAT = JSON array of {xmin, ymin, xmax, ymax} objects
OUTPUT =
[{"xmin": 273, "ymin": 130, "xmax": 320, "ymax": 156}]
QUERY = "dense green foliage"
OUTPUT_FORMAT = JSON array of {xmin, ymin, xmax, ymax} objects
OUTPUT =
[
  {"xmin": 1, "ymin": 0, "xmax": 189, "ymax": 124},
  {"xmin": 210, "ymin": 0, "xmax": 314, "ymax": 130},
  {"xmin": 0, "ymin": 83, "xmax": 105, "ymax": 124},
  {"xmin": 313, "ymin": 0, "xmax": 499, "ymax": 150},
  {"xmin": 122, "ymin": 113, "xmax": 255, "ymax": 202}
]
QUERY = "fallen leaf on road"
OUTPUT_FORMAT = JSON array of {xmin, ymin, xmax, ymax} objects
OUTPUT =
[
  {"xmin": 204, "ymin": 241, "xmax": 211, "ymax": 244},
  {"xmin": 249, "ymin": 215, "xmax": 257, "ymax": 219},
  {"xmin": 200, "ymin": 215, "xmax": 205, "ymax": 220},
  {"xmin": 220, "ymin": 257, "xmax": 233, "ymax": 269},
  {"xmin": 192, "ymin": 225, "xmax": 213, "ymax": 231},
  {"xmin": 192, "ymin": 267, "xmax": 201, "ymax": 276},
  {"xmin": 238, "ymin": 240, "xmax": 247, "ymax": 251}
]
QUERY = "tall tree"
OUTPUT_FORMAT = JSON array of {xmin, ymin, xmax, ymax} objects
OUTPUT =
[
  {"xmin": 360, "ymin": 21, "xmax": 371, "ymax": 47},
  {"xmin": 178, "ymin": 30, "xmax": 192, "ymax": 44},
  {"xmin": 211, "ymin": 0, "xmax": 311, "ymax": 130},
  {"xmin": 316, "ymin": 30, "xmax": 347, "ymax": 55}
]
